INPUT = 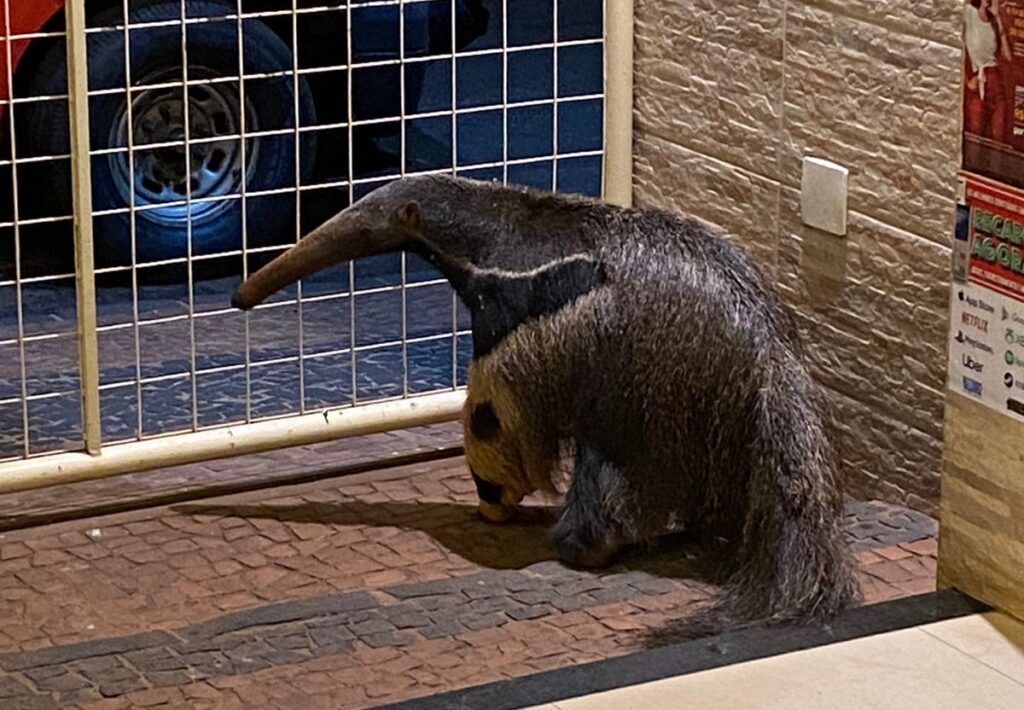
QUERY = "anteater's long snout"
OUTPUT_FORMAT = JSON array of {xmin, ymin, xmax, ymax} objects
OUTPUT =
[{"xmin": 231, "ymin": 210, "xmax": 406, "ymax": 310}]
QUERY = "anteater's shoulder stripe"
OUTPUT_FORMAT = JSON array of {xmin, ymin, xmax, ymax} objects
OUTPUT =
[{"xmin": 465, "ymin": 255, "xmax": 605, "ymax": 358}]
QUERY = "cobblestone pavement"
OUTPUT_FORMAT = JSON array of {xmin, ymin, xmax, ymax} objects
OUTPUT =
[{"xmin": 0, "ymin": 456, "xmax": 939, "ymax": 709}]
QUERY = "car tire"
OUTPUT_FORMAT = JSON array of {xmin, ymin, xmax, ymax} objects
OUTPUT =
[{"xmin": 16, "ymin": 1, "xmax": 316, "ymax": 274}]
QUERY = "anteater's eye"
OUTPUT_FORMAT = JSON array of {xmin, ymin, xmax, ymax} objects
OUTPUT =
[
  {"xmin": 471, "ymin": 468, "xmax": 504, "ymax": 505},
  {"xmin": 469, "ymin": 401, "xmax": 501, "ymax": 440}
]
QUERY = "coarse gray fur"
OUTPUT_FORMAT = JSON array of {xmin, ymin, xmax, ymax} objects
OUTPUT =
[{"xmin": 232, "ymin": 175, "xmax": 860, "ymax": 624}]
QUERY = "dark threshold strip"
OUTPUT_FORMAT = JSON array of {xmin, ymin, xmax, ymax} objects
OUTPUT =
[{"xmin": 376, "ymin": 589, "xmax": 989, "ymax": 710}]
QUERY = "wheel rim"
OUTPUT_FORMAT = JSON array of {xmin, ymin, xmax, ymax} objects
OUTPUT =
[{"xmin": 109, "ymin": 68, "xmax": 258, "ymax": 230}]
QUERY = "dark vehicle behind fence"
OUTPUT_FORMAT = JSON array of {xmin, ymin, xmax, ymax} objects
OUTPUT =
[{"xmin": 2, "ymin": 0, "xmax": 566, "ymax": 279}]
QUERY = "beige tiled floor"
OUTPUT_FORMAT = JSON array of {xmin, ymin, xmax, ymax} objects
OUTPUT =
[{"xmin": 531, "ymin": 612, "xmax": 1024, "ymax": 710}]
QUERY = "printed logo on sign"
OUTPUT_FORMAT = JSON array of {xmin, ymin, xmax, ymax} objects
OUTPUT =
[
  {"xmin": 963, "ymin": 312, "xmax": 989, "ymax": 333},
  {"xmin": 1006, "ymin": 350, "xmax": 1024, "ymax": 369},
  {"xmin": 962, "ymin": 354, "xmax": 984, "ymax": 372},
  {"xmin": 1002, "ymin": 372, "xmax": 1024, "ymax": 393},
  {"xmin": 955, "ymin": 330, "xmax": 994, "ymax": 353},
  {"xmin": 1006, "ymin": 329, "xmax": 1024, "ymax": 347},
  {"xmin": 958, "ymin": 290, "xmax": 995, "ymax": 313},
  {"xmin": 1005, "ymin": 309, "xmax": 1024, "ymax": 326},
  {"xmin": 963, "ymin": 376, "xmax": 983, "ymax": 397},
  {"xmin": 1008, "ymin": 399, "xmax": 1024, "ymax": 417}
]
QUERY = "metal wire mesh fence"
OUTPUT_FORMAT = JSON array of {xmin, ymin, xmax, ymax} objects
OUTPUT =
[
  {"xmin": 0, "ymin": 0, "xmax": 617, "ymax": 476},
  {"xmin": 1, "ymin": 1, "xmax": 81, "ymax": 459}
]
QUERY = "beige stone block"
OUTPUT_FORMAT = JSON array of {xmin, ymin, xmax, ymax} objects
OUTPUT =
[
  {"xmin": 940, "ymin": 391, "xmax": 1024, "ymax": 618},
  {"xmin": 636, "ymin": 0, "xmax": 786, "ymax": 59},
  {"xmin": 798, "ymin": 314, "xmax": 946, "ymax": 440},
  {"xmin": 944, "ymin": 460, "xmax": 1024, "ymax": 525},
  {"xmin": 780, "ymin": 2, "xmax": 961, "ymax": 241},
  {"xmin": 777, "ymin": 188, "xmax": 951, "ymax": 441},
  {"xmin": 944, "ymin": 393, "xmax": 1024, "ymax": 492},
  {"xmin": 829, "ymin": 388, "xmax": 942, "ymax": 511},
  {"xmin": 800, "ymin": 0, "xmax": 961, "ymax": 47},
  {"xmin": 944, "ymin": 476, "xmax": 1011, "ymax": 527},
  {"xmin": 634, "ymin": 0, "xmax": 784, "ymax": 177},
  {"xmin": 633, "ymin": 133, "xmax": 781, "ymax": 278},
  {"xmin": 939, "ymin": 514, "xmax": 1024, "ymax": 620}
]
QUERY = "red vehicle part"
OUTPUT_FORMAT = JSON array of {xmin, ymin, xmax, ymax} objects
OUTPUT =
[{"xmin": 0, "ymin": 0, "xmax": 64, "ymax": 103}]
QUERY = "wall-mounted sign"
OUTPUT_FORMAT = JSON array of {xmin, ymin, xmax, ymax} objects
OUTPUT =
[
  {"xmin": 962, "ymin": 0, "xmax": 1024, "ymax": 190},
  {"xmin": 948, "ymin": 176, "xmax": 1024, "ymax": 422}
]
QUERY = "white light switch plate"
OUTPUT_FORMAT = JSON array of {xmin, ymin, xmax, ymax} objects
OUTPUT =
[{"xmin": 800, "ymin": 157, "xmax": 849, "ymax": 236}]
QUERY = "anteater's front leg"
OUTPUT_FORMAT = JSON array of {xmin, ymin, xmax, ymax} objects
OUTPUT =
[{"xmin": 551, "ymin": 439, "xmax": 625, "ymax": 568}]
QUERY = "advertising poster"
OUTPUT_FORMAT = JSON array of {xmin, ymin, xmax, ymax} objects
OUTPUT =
[
  {"xmin": 948, "ymin": 177, "xmax": 1024, "ymax": 422},
  {"xmin": 962, "ymin": 0, "xmax": 1024, "ymax": 190}
]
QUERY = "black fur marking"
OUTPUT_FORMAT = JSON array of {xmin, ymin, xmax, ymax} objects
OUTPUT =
[
  {"xmin": 471, "ymin": 469, "xmax": 504, "ymax": 505},
  {"xmin": 465, "ymin": 258, "xmax": 605, "ymax": 358},
  {"xmin": 469, "ymin": 401, "xmax": 501, "ymax": 441}
]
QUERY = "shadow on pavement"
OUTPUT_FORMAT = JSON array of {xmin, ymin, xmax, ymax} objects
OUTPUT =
[
  {"xmin": 172, "ymin": 499, "xmax": 727, "ymax": 585},
  {"xmin": 172, "ymin": 498, "xmax": 763, "ymax": 647}
]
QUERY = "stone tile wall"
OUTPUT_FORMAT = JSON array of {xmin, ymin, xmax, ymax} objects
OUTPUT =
[{"xmin": 632, "ymin": 0, "xmax": 962, "ymax": 513}]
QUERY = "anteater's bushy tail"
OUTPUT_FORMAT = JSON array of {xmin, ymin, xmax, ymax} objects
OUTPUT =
[{"xmin": 725, "ymin": 353, "xmax": 860, "ymax": 623}]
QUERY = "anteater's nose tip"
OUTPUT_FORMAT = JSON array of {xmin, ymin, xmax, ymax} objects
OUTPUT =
[{"xmin": 230, "ymin": 289, "xmax": 251, "ymax": 311}]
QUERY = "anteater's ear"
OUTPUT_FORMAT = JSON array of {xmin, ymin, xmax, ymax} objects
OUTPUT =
[{"xmin": 396, "ymin": 201, "xmax": 422, "ymax": 231}]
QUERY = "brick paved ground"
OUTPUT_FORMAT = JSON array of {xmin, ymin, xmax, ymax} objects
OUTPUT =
[{"xmin": 0, "ymin": 456, "xmax": 939, "ymax": 709}]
